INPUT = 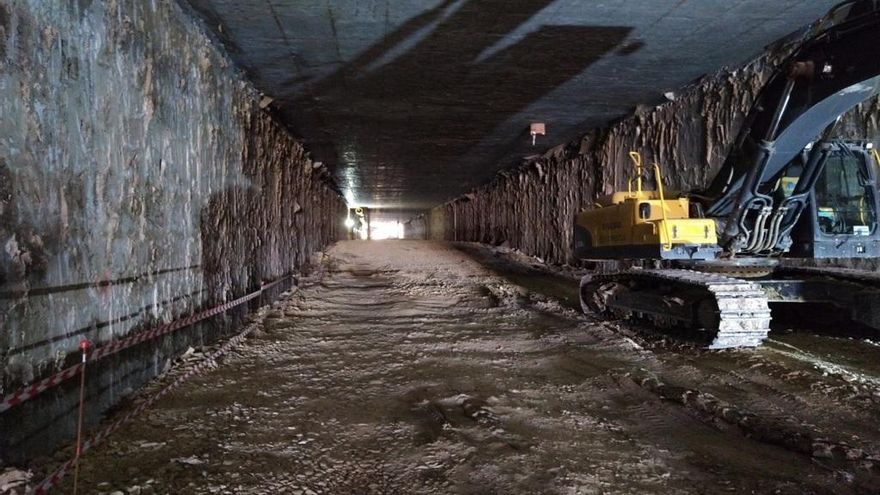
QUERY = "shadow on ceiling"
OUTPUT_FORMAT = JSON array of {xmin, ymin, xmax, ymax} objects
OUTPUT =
[{"xmin": 278, "ymin": 0, "xmax": 634, "ymax": 204}]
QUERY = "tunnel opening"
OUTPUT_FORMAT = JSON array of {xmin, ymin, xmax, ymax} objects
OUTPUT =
[{"xmin": 369, "ymin": 221, "xmax": 405, "ymax": 241}]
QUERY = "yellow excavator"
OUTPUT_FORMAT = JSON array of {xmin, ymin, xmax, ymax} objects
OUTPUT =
[{"xmin": 574, "ymin": 0, "xmax": 880, "ymax": 348}]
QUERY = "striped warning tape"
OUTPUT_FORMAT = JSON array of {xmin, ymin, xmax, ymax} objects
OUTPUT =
[
  {"xmin": 2, "ymin": 277, "xmax": 290, "ymax": 414},
  {"xmin": 30, "ymin": 283, "xmax": 292, "ymax": 494}
]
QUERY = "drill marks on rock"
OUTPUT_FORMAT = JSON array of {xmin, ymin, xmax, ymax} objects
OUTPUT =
[{"xmin": 0, "ymin": 4, "xmax": 9, "ymax": 60}]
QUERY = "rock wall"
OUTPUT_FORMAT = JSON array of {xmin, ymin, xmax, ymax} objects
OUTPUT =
[
  {"xmin": 0, "ymin": 0, "xmax": 344, "ymax": 461},
  {"xmin": 413, "ymin": 49, "xmax": 880, "ymax": 264}
]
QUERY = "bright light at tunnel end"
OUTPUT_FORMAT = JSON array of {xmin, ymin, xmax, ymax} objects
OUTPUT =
[
  {"xmin": 370, "ymin": 221, "xmax": 404, "ymax": 240},
  {"xmin": 341, "ymin": 195, "xmax": 404, "ymax": 239}
]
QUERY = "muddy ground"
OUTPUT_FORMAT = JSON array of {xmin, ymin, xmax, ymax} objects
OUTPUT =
[{"xmin": 34, "ymin": 241, "xmax": 880, "ymax": 494}]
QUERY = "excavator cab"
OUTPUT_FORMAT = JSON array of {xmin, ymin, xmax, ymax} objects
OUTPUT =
[{"xmin": 786, "ymin": 142, "xmax": 880, "ymax": 257}]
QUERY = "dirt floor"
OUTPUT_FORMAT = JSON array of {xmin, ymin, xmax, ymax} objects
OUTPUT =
[{"xmin": 40, "ymin": 240, "xmax": 880, "ymax": 494}]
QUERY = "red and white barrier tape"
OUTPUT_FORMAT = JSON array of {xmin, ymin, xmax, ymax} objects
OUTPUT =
[
  {"xmin": 30, "ymin": 286, "xmax": 284, "ymax": 495},
  {"xmin": 2, "ymin": 277, "xmax": 289, "ymax": 414}
]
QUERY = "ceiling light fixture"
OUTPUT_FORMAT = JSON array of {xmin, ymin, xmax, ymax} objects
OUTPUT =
[{"xmin": 530, "ymin": 123, "xmax": 545, "ymax": 146}]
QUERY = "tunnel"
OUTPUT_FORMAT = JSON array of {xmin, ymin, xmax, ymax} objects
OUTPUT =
[{"xmin": 2, "ymin": 0, "xmax": 880, "ymax": 493}]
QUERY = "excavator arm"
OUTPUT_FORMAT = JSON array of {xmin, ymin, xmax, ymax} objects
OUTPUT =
[{"xmin": 702, "ymin": 0, "xmax": 880, "ymax": 253}]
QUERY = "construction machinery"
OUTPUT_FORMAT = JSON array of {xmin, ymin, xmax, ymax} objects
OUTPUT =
[{"xmin": 574, "ymin": 0, "xmax": 880, "ymax": 348}]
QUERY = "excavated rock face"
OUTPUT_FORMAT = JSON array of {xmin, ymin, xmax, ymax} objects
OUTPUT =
[
  {"xmin": 0, "ymin": 1, "xmax": 343, "ymax": 461},
  {"xmin": 411, "ymin": 50, "xmax": 880, "ymax": 265}
]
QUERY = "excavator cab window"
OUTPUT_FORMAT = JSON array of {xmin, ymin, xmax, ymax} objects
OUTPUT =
[
  {"xmin": 814, "ymin": 152, "xmax": 877, "ymax": 235},
  {"xmin": 776, "ymin": 160, "xmax": 804, "ymax": 201}
]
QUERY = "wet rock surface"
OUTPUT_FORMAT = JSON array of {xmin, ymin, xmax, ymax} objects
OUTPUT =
[
  {"xmin": 37, "ymin": 241, "xmax": 880, "ymax": 494},
  {"xmin": 0, "ymin": 0, "xmax": 343, "ymax": 460}
]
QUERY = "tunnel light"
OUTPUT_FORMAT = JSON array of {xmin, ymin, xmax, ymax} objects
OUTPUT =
[
  {"xmin": 344, "ymin": 217, "xmax": 355, "ymax": 228},
  {"xmin": 530, "ymin": 123, "xmax": 545, "ymax": 146}
]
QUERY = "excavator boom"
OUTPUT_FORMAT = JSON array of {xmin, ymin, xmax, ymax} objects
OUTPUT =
[{"xmin": 703, "ymin": 0, "xmax": 880, "ymax": 252}]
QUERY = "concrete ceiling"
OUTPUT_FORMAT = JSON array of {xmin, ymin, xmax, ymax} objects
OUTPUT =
[{"xmin": 182, "ymin": 0, "xmax": 840, "ymax": 210}]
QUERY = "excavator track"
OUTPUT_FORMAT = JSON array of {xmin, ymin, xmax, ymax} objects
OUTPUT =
[{"xmin": 580, "ymin": 269, "xmax": 771, "ymax": 349}]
